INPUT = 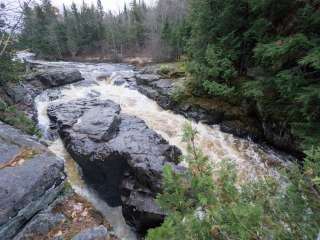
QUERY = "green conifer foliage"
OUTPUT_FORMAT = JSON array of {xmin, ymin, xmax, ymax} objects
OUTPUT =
[
  {"xmin": 186, "ymin": 0, "xmax": 320, "ymax": 149},
  {"xmin": 147, "ymin": 123, "xmax": 320, "ymax": 240}
]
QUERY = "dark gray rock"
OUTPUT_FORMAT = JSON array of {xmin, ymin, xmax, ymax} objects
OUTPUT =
[
  {"xmin": 3, "ymin": 82, "xmax": 31, "ymax": 104},
  {"xmin": 13, "ymin": 213, "xmax": 66, "ymax": 240},
  {"xmin": 72, "ymin": 226, "xmax": 109, "ymax": 240},
  {"xmin": 121, "ymin": 176, "xmax": 167, "ymax": 233},
  {"xmin": 137, "ymin": 82, "xmax": 224, "ymax": 124},
  {"xmin": 180, "ymin": 105, "xmax": 224, "ymax": 124},
  {"xmin": 113, "ymin": 78, "xmax": 126, "ymax": 86},
  {"xmin": 220, "ymin": 120, "xmax": 262, "ymax": 141},
  {"xmin": 150, "ymin": 79, "xmax": 174, "ymax": 95},
  {"xmin": 135, "ymin": 74, "xmax": 160, "ymax": 85},
  {"xmin": 28, "ymin": 69, "xmax": 84, "ymax": 88},
  {"xmin": 47, "ymin": 99, "xmax": 182, "ymax": 233},
  {"xmin": 110, "ymin": 72, "xmax": 137, "ymax": 89},
  {"xmin": 137, "ymin": 85, "xmax": 174, "ymax": 110},
  {"xmin": 0, "ymin": 88, "xmax": 13, "ymax": 105},
  {"xmin": 2, "ymin": 69, "xmax": 84, "ymax": 122},
  {"xmin": 0, "ymin": 122, "xmax": 66, "ymax": 240},
  {"xmin": 261, "ymin": 120, "xmax": 299, "ymax": 154},
  {"xmin": 135, "ymin": 72, "xmax": 225, "ymax": 124}
]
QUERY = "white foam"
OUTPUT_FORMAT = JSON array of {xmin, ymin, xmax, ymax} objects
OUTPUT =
[{"xmin": 33, "ymin": 59, "xmax": 289, "ymax": 239}]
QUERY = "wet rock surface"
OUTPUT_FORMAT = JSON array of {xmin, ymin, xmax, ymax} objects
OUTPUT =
[
  {"xmin": 30, "ymin": 69, "xmax": 84, "ymax": 88},
  {"xmin": 135, "ymin": 66, "xmax": 300, "ymax": 156},
  {"xmin": 0, "ymin": 121, "xmax": 65, "ymax": 240},
  {"xmin": 71, "ymin": 226, "xmax": 110, "ymax": 240},
  {"xmin": 47, "ymin": 99, "xmax": 182, "ymax": 233},
  {"xmin": 135, "ymin": 72, "xmax": 230, "ymax": 125},
  {"xmin": 13, "ymin": 212, "xmax": 66, "ymax": 240},
  {"xmin": 5, "ymin": 70, "xmax": 83, "ymax": 105},
  {"xmin": 2, "ymin": 69, "xmax": 84, "ymax": 118}
]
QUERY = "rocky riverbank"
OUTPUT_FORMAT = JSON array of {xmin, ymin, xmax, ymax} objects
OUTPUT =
[
  {"xmin": 0, "ymin": 68, "xmax": 120, "ymax": 239},
  {"xmin": 1, "ymin": 61, "xmax": 184, "ymax": 237},
  {"xmin": 0, "ymin": 122, "xmax": 65, "ymax": 239},
  {"xmin": 2, "ymin": 68, "xmax": 83, "ymax": 118},
  {"xmin": 0, "ymin": 56, "xmax": 297, "ymax": 239},
  {"xmin": 0, "ymin": 122, "xmax": 117, "ymax": 240},
  {"xmin": 133, "ymin": 64, "xmax": 302, "ymax": 158}
]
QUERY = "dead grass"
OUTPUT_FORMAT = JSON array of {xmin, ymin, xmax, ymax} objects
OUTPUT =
[
  {"xmin": 49, "ymin": 194, "xmax": 118, "ymax": 240},
  {"xmin": 0, "ymin": 147, "xmax": 38, "ymax": 170}
]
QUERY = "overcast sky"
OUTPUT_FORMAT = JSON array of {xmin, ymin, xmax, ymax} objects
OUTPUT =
[
  {"xmin": 1, "ymin": 0, "xmax": 156, "ymax": 14},
  {"xmin": 51, "ymin": 0, "xmax": 156, "ymax": 13}
]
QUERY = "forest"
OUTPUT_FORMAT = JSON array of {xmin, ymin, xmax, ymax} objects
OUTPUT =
[
  {"xmin": 17, "ymin": 0, "xmax": 320, "ymax": 150},
  {"xmin": 1, "ymin": 0, "xmax": 320, "ymax": 239},
  {"xmin": 19, "ymin": 0, "xmax": 188, "ymax": 60}
]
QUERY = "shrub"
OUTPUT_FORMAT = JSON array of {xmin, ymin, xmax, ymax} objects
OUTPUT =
[
  {"xmin": 147, "ymin": 123, "xmax": 320, "ymax": 240},
  {"xmin": 0, "ymin": 103, "xmax": 40, "ymax": 137},
  {"xmin": 0, "ymin": 49, "xmax": 24, "ymax": 85},
  {"xmin": 170, "ymin": 85, "xmax": 189, "ymax": 103},
  {"xmin": 158, "ymin": 65, "xmax": 171, "ymax": 76},
  {"xmin": 202, "ymin": 80, "xmax": 235, "ymax": 97}
]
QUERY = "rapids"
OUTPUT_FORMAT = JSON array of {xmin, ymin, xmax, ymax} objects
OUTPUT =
[{"xmin": 17, "ymin": 51, "xmax": 290, "ymax": 239}]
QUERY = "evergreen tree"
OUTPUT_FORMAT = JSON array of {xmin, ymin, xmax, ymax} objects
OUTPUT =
[
  {"xmin": 186, "ymin": 0, "xmax": 320, "ymax": 148},
  {"xmin": 147, "ymin": 123, "xmax": 320, "ymax": 240}
]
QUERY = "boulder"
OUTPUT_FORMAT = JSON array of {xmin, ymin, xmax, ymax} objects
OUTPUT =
[
  {"xmin": 47, "ymin": 99, "xmax": 182, "ymax": 233},
  {"xmin": 27, "ymin": 69, "xmax": 84, "ymax": 88},
  {"xmin": 149, "ymin": 79, "xmax": 175, "ymax": 95},
  {"xmin": 3, "ymin": 82, "xmax": 31, "ymax": 104},
  {"xmin": 13, "ymin": 213, "xmax": 66, "ymax": 240},
  {"xmin": 121, "ymin": 176, "xmax": 166, "ymax": 232},
  {"xmin": 0, "ymin": 122, "xmax": 65, "ymax": 240},
  {"xmin": 72, "ymin": 226, "xmax": 109, "ymax": 240},
  {"xmin": 0, "ymin": 88, "xmax": 13, "ymax": 105},
  {"xmin": 135, "ymin": 74, "xmax": 160, "ymax": 85}
]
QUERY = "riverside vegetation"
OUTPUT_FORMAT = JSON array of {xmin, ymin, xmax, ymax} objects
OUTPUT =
[
  {"xmin": 0, "ymin": 0, "xmax": 320, "ymax": 239},
  {"xmin": 147, "ymin": 123, "xmax": 320, "ymax": 239}
]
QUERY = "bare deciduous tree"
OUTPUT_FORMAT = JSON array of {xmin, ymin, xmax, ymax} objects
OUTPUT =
[{"xmin": 0, "ymin": 0, "xmax": 31, "ymax": 57}]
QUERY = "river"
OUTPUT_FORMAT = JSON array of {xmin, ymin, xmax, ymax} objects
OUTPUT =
[{"xmin": 17, "ymin": 52, "xmax": 290, "ymax": 240}]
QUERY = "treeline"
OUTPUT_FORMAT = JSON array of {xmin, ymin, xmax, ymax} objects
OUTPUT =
[
  {"xmin": 20, "ymin": 0, "xmax": 188, "ymax": 60},
  {"xmin": 17, "ymin": 0, "xmax": 320, "ymax": 149}
]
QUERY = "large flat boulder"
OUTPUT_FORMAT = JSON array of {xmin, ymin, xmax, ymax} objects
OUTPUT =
[
  {"xmin": 27, "ymin": 69, "xmax": 84, "ymax": 88},
  {"xmin": 47, "ymin": 99, "xmax": 182, "ymax": 233},
  {"xmin": 4, "ymin": 70, "xmax": 83, "ymax": 106},
  {"xmin": 0, "ymin": 122, "xmax": 65, "ymax": 240},
  {"xmin": 41, "ymin": 69, "xmax": 83, "ymax": 87}
]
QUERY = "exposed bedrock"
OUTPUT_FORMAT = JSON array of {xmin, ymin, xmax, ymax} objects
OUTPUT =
[
  {"xmin": 1, "ymin": 69, "xmax": 84, "ymax": 119},
  {"xmin": 47, "ymin": 99, "xmax": 183, "ymax": 233},
  {"xmin": 134, "ymin": 71, "xmax": 300, "ymax": 156},
  {"xmin": 0, "ymin": 122, "xmax": 66, "ymax": 240},
  {"xmin": 4, "ymin": 69, "xmax": 84, "ymax": 104}
]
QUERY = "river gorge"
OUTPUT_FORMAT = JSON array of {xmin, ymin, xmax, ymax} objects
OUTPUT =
[{"xmin": 0, "ymin": 52, "xmax": 293, "ymax": 239}]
